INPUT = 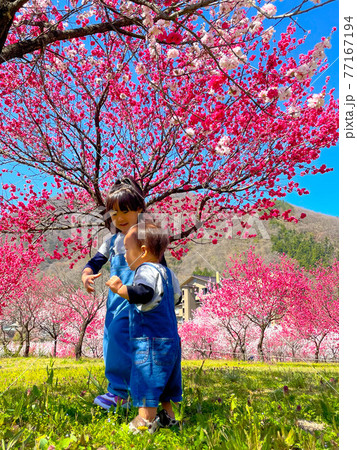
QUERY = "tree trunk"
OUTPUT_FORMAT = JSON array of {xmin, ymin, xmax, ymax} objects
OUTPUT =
[
  {"xmin": 314, "ymin": 343, "xmax": 320, "ymax": 363},
  {"xmin": 24, "ymin": 329, "xmax": 30, "ymax": 357},
  {"xmin": 75, "ymin": 321, "xmax": 88, "ymax": 360},
  {"xmin": 53, "ymin": 337, "xmax": 57, "ymax": 358},
  {"xmin": 257, "ymin": 327, "xmax": 266, "ymax": 361}
]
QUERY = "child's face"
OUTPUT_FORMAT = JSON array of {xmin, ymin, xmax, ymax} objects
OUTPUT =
[
  {"xmin": 109, "ymin": 206, "xmax": 142, "ymax": 235},
  {"xmin": 123, "ymin": 228, "xmax": 144, "ymax": 270}
]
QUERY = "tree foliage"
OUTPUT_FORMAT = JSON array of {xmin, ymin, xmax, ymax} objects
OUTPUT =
[
  {"xmin": 271, "ymin": 223, "xmax": 335, "ymax": 268},
  {"xmin": 180, "ymin": 250, "xmax": 339, "ymax": 362},
  {"xmin": 192, "ymin": 266, "xmax": 215, "ymax": 277}
]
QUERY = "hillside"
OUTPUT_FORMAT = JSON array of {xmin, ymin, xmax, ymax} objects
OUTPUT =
[
  {"xmin": 165, "ymin": 203, "xmax": 339, "ymax": 284},
  {"xmin": 41, "ymin": 202, "xmax": 339, "ymax": 285}
]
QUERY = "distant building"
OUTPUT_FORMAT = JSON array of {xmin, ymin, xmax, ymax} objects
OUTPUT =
[{"xmin": 176, "ymin": 274, "xmax": 219, "ymax": 323}]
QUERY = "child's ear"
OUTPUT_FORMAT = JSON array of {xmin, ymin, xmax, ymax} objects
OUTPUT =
[{"xmin": 141, "ymin": 245, "xmax": 148, "ymax": 257}]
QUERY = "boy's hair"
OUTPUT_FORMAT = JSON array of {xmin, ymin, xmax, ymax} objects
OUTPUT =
[
  {"xmin": 106, "ymin": 176, "xmax": 146, "ymax": 213},
  {"xmin": 130, "ymin": 222, "xmax": 169, "ymax": 260}
]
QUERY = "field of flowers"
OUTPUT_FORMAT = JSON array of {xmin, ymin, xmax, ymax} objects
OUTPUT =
[{"xmin": 0, "ymin": 358, "xmax": 338, "ymax": 449}]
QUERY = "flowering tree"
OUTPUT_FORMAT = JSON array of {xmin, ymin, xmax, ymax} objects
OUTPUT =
[
  {"xmin": 179, "ymin": 311, "xmax": 221, "ymax": 359},
  {"xmin": 81, "ymin": 310, "xmax": 105, "ymax": 358},
  {"xmin": 0, "ymin": 237, "xmax": 43, "ymax": 314},
  {"xmin": 196, "ymin": 281, "xmax": 254, "ymax": 359},
  {"xmin": 180, "ymin": 250, "xmax": 311, "ymax": 360},
  {"xmin": 1, "ymin": 277, "xmax": 46, "ymax": 356},
  {"xmin": 36, "ymin": 277, "xmax": 72, "ymax": 357},
  {"xmin": 0, "ymin": 0, "xmax": 336, "ymax": 63},
  {"xmin": 0, "ymin": 0, "xmax": 338, "ymax": 264},
  {"xmin": 53, "ymin": 281, "xmax": 106, "ymax": 360},
  {"xmin": 225, "ymin": 250, "xmax": 308, "ymax": 359},
  {"xmin": 284, "ymin": 260, "xmax": 339, "ymax": 362}
]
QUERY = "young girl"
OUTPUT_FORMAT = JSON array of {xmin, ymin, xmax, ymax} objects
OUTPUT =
[{"xmin": 81, "ymin": 177, "xmax": 146, "ymax": 409}]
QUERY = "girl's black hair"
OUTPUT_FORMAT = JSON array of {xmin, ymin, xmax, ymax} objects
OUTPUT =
[{"xmin": 106, "ymin": 176, "xmax": 146, "ymax": 214}]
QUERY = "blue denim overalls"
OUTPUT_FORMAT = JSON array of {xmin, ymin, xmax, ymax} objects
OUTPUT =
[
  {"xmin": 104, "ymin": 234, "xmax": 134, "ymax": 398},
  {"xmin": 129, "ymin": 263, "xmax": 182, "ymax": 408}
]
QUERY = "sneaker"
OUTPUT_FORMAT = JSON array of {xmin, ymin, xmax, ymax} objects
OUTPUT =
[
  {"xmin": 93, "ymin": 392, "xmax": 130, "ymax": 411},
  {"xmin": 129, "ymin": 415, "xmax": 159, "ymax": 435},
  {"xmin": 156, "ymin": 409, "xmax": 179, "ymax": 428}
]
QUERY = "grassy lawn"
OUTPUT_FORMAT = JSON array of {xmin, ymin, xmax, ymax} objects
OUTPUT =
[{"xmin": 0, "ymin": 358, "xmax": 339, "ymax": 449}]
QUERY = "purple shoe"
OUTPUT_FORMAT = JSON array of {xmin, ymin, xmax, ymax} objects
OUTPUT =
[{"xmin": 93, "ymin": 392, "xmax": 130, "ymax": 410}]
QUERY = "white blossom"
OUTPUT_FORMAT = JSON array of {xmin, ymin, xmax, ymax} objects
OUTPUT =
[
  {"xmin": 135, "ymin": 63, "xmax": 147, "ymax": 75},
  {"xmin": 185, "ymin": 128, "xmax": 195, "ymax": 138},
  {"xmin": 167, "ymin": 48, "xmax": 180, "ymax": 59},
  {"xmin": 201, "ymin": 31, "xmax": 214, "ymax": 46},
  {"xmin": 259, "ymin": 90, "xmax": 269, "ymax": 103},
  {"xmin": 287, "ymin": 105, "xmax": 301, "ymax": 118},
  {"xmin": 215, "ymin": 135, "xmax": 231, "ymax": 155},
  {"xmin": 149, "ymin": 42, "xmax": 161, "ymax": 59},
  {"xmin": 307, "ymin": 93, "xmax": 325, "ymax": 108},
  {"xmin": 250, "ymin": 19, "xmax": 263, "ymax": 34},
  {"xmin": 219, "ymin": 0, "xmax": 236, "ymax": 15},
  {"xmin": 142, "ymin": 6, "xmax": 154, "ymax": 28},
  {"xmin": 261, "ymin": 3, "xmax": 277, "ymax": 17},
  {"xmin": 262, "ymin": 26, "xmax": 275, "ymax": 43},
  {"xmin": 278, "ymin": 87, "xmax": 292, "ymax": 101},
  {"xmin": 294, "ymin": 62, "xmax": 317, "ymax": 81},
  {"xmin": 233, "ymin": 46, "xmax": 247, "ymax": 63},
  {"xmin": 219, "ymin": 54, "xmax": 240, "ymax": 70}
]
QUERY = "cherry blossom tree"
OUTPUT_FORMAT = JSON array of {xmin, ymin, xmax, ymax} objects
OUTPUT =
[
  {"xmin": 0, "ymin": 0, "xmax": 336, "ymax": 63},
  {"xmin": 195, "ymin": 281, "xmax": 254, "ymax": 359},
  {"xmin": 1, "ymin": 277, "xmax": 46, "ymax": 356},
  {"xmin": 224, "ymin": 250, "xmax": 308, "ymax": 360},
  {"xmin": 0, "ymin": 0, "xmax": 338, "ymax": 264},
  {"xmin": 180, "ymin": 250, "xmax": 314, "ymax": 360},
  {"xmin": 36, "ymin": 277, "xmax": 72, "ymax": 357},
  {"xmin": 81, "ymin": 308, "xmax": 105, "ymax": 358},
  {"xmin": 0, "ymin": 237, "xmax": 43, "ymax": 314},
  {"xmin": 284, "ymin": 260, "xmax": 339, "ymax": 362},
  {"xmin": 53, "ymin": 281, "xmax": 106, "ymax": 359},
  {"xmin": 179, "ymin": 311, "xmax": 221, "ymax": 359}
]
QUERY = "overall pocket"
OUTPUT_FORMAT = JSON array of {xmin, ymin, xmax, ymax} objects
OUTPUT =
[
  {"xmin": 153, "ymin": 338, "xmax": 177, "ymax": 366},
  {"xmin": 131, "ymin": 337, "xmax": 149, "ymax": 365}
]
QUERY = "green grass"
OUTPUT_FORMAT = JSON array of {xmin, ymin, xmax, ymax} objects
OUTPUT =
[{"xmin": 0, "ymin": 358, "xmax": 339, "ymax": 449}]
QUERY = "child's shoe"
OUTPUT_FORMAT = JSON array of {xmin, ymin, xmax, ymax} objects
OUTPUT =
[
  {"xmin": 93, "ymin": 392, "xmax": 130, "ymax": 411},
  {"xmin": 156, "ymin": 409, "xmax": 179, "ymax": 428},
  {"xmin": 129, "ymin": 415, "xmax": 159, "ymax": 434}
]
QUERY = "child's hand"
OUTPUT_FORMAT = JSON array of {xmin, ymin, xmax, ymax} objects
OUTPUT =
[
  {"xmin": 106, "ymin": 276, "xmax": 123, "ymax": 294},
  {"xmin": 82, "ymin": 273, "xmax": 102, "ymax": 293}
]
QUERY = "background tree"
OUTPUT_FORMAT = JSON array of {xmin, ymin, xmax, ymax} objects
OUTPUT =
[
  {"xmin": 1, "ymin": 277, "xmax": 44, "ymax": 356},
  {"xmin": 225, "ymin": 250, "xmax": 307, "ymax": 359},
  {"xmin": 271, "ymin": 222, "xmax": 335, "ymax": 268},
  {"xmin": 196, "ymin": 279, "xmax": 253, "ymax": 359},
  {"xmin": 0, "ymin": 237, "xmax": 43, "ymax": 314},
  {"xmin": 179, "ymin": 250, "xmax": 337, "ymax": 362},
  {"xmin": 37, "ymin": 277, "xmax": 71, "ymax": 357},
  {"xmin": 54, "ymin": 280, "xmax": 106, "ymax": 360},
  {"xmin": 284, "ymin": 260, "xmax": 338, "ymax": 362}
]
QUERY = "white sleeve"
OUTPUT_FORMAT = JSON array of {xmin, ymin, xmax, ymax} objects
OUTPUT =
[{"xmin": 134, "ymin": 265, "xmax": 159, "ymax": 291}]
